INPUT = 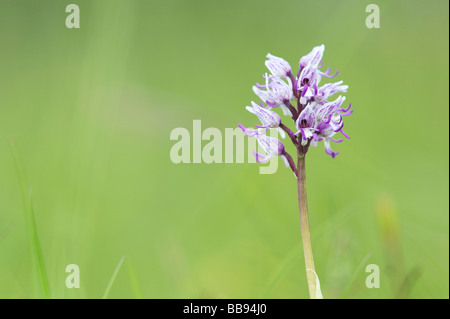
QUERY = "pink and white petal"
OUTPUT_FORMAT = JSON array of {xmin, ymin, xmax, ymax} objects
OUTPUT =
[
  {"xmin": 276, "ymin": 127, "xmax": 286, "ymax": 139},
  {"xmin": 253, "ymin": 151, "xmax": 271, "ymax": 163},
  {"xmin": 323, "ymin": 139, "xmax": 339, "ymax": 158},
  {"xmin": 280, "ymin": 155, "xmax": 290, "ymax": 168}
]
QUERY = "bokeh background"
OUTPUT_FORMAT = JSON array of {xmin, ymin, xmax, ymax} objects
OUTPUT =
[{"xmin": 0, "ymin": 0, "xmax": 448, "ymax": 299}]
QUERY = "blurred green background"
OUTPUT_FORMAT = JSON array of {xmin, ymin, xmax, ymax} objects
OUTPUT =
[{"xmin": 0, "ymin": 0, "xmax": 448, "ymax": 299}]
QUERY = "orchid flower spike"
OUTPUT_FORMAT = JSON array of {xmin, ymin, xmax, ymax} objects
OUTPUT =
[
  {"xmin": 236, "ymin": 45, "xmax": 353, "ymax": 300},
  {"xmin": 240, "ymin": 44, "xmax": 352, "ymax": 164}
]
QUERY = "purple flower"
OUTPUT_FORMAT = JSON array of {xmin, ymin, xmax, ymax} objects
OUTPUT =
[
  {"xmin": 265, "ymin": 53, "xmax": 292, "ymax": 79},
  {"xmin": 238, "ymin": 124, "xmax": 287, "ymax": 164},
  {"xmin": 254, "ymin": 133, "xmax": 285, "ymax": 164},
  {"xmin": 296, "ymin": 45, "xmax": 343, "ymax": 105},
  {"xmin": 315, "ymin": 81, "xmax": 348, "ymax": 103},
  {"xmin": 295, "ymin": 102, "xmax": 317, "ymax": 144},
  {"xmin": 295, "ymin": 96, "xmax": 353, "ymax": 158},
  {"xmin": 245, "ymin": 101, "xmax": 286, "ymax": 138},
  {"xmin": 297, "ymin": 65, "xmax": 322, "ymax": 104},
  {"xmin": 239, "ymin": 44, "xmax": 352, "ymax": 164},
  {"xmin": 299, "ymin": 45, "xmax": 324, "ymax": 70},
  {"xmin": 246, "ymin": 101, "xmax": 281, "ymax": 129},
  {"xmin": 238, "ymin": 124, "xmax": 265, "ymax": 137},
  {"xmin": 253, "ymin": 75, "xmax": 293, "ymax": 108},
  {"xmin": 295, "ymin": 46, "xmax": 327, "ymax": 104}
]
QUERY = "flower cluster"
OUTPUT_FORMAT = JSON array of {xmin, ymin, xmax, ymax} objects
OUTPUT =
[{"xmin": 238, "ymin": 45, "xmax": 352, "ymax": 175}]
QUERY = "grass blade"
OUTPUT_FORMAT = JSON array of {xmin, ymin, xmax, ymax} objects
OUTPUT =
[
  {"xmin": 102, "ymin": 256, "xmax": 125, "ymax": 299},
  {"xmin": 10, "ymin": 141, "xmax": 51, "ymax": 298}
]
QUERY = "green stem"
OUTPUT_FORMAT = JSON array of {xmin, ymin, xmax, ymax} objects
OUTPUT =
[{"xmin": 297, "ymin": 152, "xmax": 319, "ymax": 298}]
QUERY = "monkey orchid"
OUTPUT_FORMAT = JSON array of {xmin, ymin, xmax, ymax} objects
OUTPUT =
[{"xmin": 237, "ymin": 45, "xmax": 353, "ymax": 299}]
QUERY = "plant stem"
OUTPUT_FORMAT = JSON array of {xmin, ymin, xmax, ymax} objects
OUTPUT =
[{"xmin": 297, "ymin": 152, "xmax": 319, "ymax": 298}]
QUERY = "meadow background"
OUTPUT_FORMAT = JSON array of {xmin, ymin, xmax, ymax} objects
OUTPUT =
[{"xmin": 0, "ymin": 0, "xmax": 448, "ymax": 299}]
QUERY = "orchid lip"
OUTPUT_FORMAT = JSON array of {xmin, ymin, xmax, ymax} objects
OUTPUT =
[
  {"xmin": 340, "ymin": 109, "xmax": 353, "ymax": 116},
  {"xmin": 340, "ymin": 103, "xmax": 352, "ymax": 112},
  {"xmin": 255, "ymin": 83, "xmax": 267, "ymax": 89},
  {"xmin": 340, "ymin": 129, "xmax": 350, "ymax": 139}
]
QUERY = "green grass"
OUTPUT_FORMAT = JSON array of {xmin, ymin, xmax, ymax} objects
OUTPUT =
[{"xmin": 10, "ymin": 142, "xmax": 51, "ymax": 299}]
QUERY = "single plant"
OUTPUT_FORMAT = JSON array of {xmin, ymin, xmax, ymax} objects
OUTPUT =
[{"xmin": 238, "ymin": 45, "xmax": 352, "ymax": 298}]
